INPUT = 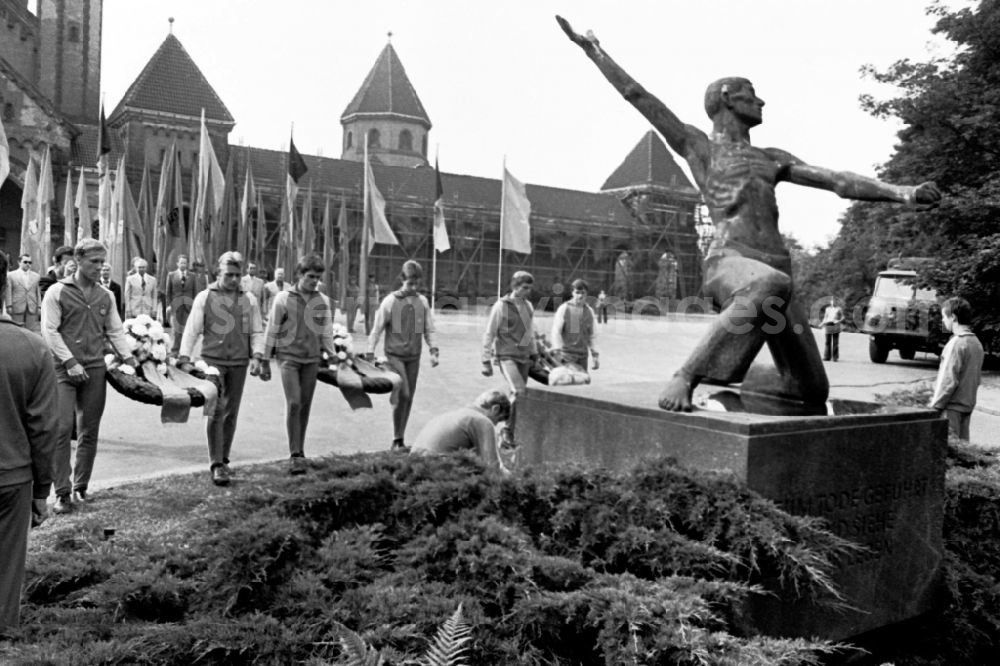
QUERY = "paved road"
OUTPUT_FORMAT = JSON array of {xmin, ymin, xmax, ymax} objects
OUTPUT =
[{"xmin": 88, "ymin": 311, "xmax": 998, "ymax": 490}]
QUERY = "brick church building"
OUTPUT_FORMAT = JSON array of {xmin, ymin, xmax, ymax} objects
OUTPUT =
[{"xmin": 0, "ymin": 0, "xmax": 706, "ymax": 305}]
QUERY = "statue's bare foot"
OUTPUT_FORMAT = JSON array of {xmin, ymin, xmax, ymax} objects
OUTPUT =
[{"xmin": 659, "ymin": 375, "xmax": 694, "ymax": 412}]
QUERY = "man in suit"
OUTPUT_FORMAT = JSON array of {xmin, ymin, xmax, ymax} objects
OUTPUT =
[
  {"xmin": 123, "ymin": 257, "xmax": 158, "ymax": 319},
  {"xmin": 98, "ymin": 264, "xmax": 123, "ymax": 318},
  {"xmin": 240, "ymin": 262, "xmax": 265, "ymax": 308},
  {"xmin": 5, "ymin": 254, "xmax": 41, "ymax": 333},
  {"xmin": 38, "ymin": 246, "xmax": 74, "ymax": 300},
  {"xmin": 262, "ymin": 267, "xmax": 291, "ymax": 319},
  {"xmin": 165, "ymin": 254, "xmax": 199, "ymax": 354}
]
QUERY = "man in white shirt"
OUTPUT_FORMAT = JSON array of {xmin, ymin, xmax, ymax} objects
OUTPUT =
[
  {"xmin": 123, "ymin": 257, "xmax": 158, "ymax": 319},
  {"xmin": 240, "ymin": 262, "xmax": 265, "ymax": 307}
]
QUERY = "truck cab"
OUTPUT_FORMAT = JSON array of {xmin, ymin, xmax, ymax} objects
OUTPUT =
[{"xmin": 859, "ymin": 258, "xmax": 943, "ymax": 363}]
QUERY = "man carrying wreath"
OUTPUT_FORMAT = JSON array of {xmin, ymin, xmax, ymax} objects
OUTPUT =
[
  {"xmin": 178, "ymin": 251, "xmax": 266, "ymax": 487},
  {"xmin": 41, "ymin": 239, "xmax": 138, "ymax": 513},
  {"xmin": 263, "ymin": 254, "xmax": 337, "ymax": 475}
]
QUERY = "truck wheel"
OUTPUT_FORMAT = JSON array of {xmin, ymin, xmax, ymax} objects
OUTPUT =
[
  {"xmin": 899, "ymin": 347, "xmax": 916, "ymax": 360},
  {"xmin": 869, "ymin": 337, "xmax": 890, "ymax": 364}
]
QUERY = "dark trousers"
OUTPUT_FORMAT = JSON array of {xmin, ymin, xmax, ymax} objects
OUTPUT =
[
  {"xmin": 0, "ymin": 482, "xmax": 31, "ymax": 633},
  {"xmin": 207, "ymin": 365, "xmax": 248, "ymax": 468},
  {"xmin": 54, "ymin": 366, "xmax": 108, "ymax": 497},
  {"xmin": 598, "ymin": 305, "xmax": 608, "ymax": 324},
  {"xmin": 823, "ymin": 333, "xmax": 840, "ymax": 361},
  {"xmin": 386, "ymin": 355, "xmax": 421, "ymax": 442},
  {"xmin": 279, "ymin": 359, "xmax": 319, "ymax": 456}
]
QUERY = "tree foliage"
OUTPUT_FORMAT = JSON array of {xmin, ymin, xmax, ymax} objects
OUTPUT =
[{"xmin": 806, "ymin": 0, "xmax": 1000, "ymax": 348}]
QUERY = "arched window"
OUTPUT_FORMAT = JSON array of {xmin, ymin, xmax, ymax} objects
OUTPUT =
[
  {"xmin": 398, "ymin": 129, "xmax": 412, "ymax": 152},
  {"xmin": 67, "ymin": 24, "xmax": 80, "ymax": 42},
  {"xmin": 367, "ymin": 128, "xmax": 381, "ymax": 149},
  {"xmin": 345, "ymin": 131, "xmax": 353, "ymax": 150},
  {"xmin": 421, "ymin": 134, "xmax": 428, "ymax": 157},
  {"xmin": 3, "ymin": 102, "xmax": 14, "ymax": 122}
]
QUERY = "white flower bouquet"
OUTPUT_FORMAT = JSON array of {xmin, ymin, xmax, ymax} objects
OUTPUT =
[{"xmin": 104, "ymin": 315, "xmax": 220, "ymax": 413}]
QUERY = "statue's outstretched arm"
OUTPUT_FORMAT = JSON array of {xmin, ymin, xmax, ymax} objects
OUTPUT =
[
  {"xmin": 556, "ymin": 16, "xmax": 703, "ymax": 159},
  {"xmin": 776, "ymin": 154, "xmax": 941, "ymax": 206}
]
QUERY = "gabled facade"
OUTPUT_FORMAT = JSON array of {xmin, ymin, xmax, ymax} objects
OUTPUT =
[
  {"xmin": 1, "ymin": 3, "xmax": 706, "ymax": 303},
  {"xmin": 340, "ymin": 40, "xmax": 431, "ymax": 168},
  {"xmin": 108, "ymin": 31, "xmax": 234, "ymax": 184}
]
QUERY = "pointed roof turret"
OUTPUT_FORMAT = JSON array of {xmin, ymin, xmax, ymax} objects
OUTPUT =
[
  {"xmin": 108, "ymin": 32, "xmax": 234, "ymax": 126},
  {"xmin": 341, "ymin": 41, "xmax": 431, "ymax": 129},
  {"xmin": 601, "ymin": 131, "xmax": 696, "ymax": 195}
]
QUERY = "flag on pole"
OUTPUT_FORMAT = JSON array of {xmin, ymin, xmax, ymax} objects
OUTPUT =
[
  {"xmin": 191, "ymin": 109, "xmax": 225, "ymax": 265},
  {"xmin": 239, "ymin": 160, "xmax": 256, "ymax": 259},
  {"xmin": 19, "ymin": 154, "xmax": 39, "ymax": 265},
  {"xmin": 63, "ymin": 169, "xmax": 74, "ymax": 246},
  {"xmin": 433, "ymin": 157, "xmax": 449, "ymax": 253},
  {"xmin": 337, "ymin": 196, "xmax": 349, "ymax": 314},
  {"xmin": 321, "ymin": 193, "xmax": 333, "ymax": 292},
  {"xmin": 277, "ymin": 190, "xmax": 289, "ymax": 272},
  {"xmin": 75, "ymin": 167, "xmax": 93, "ymax": 241},
  {"xmin": 96, "ymin": 104, "xmax": 111, "ymax": 172},
  {"xmin": 254, "ymin": 189, "xmax": 266, "ymax": 265},
  {"xmin": 363, "ymin": 137, "xmax": 399, "ymax": 252},
  {"xmin": 137, "ymin": 162, "xmax": 154, "ymax": 260},
  {"xmin": 96, "ymin": 104, "xmax": 112, "ymax": 239},
  {"xmin": 301, "ymin": 182, "xmax": 314, "ymax": 255},
  {"xmin": 500, "ymin": 166, "xmax": 531, "ymax": 254},
  {"xmin": 216, "ymin": 156, "xmax": 235, "ymax": 261},
  {"xmin": 0, "ymin": 115, "xmax": 9, "ymax": 186},
  {"xmin": 287, "ymin": 134, "xmax": 307, "ymax": 207},
  {"xmin": 34, "ymin": 145, "xmax": 54, "ymax": 268}
]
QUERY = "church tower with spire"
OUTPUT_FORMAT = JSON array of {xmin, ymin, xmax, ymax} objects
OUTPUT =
[{"xmin": 340, "ymin": 35, "xmax": 431, "ymax": 168}]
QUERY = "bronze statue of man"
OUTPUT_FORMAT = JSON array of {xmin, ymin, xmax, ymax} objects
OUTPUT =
[{"xmin": 557, "ymin": 16, "xmax": 941, "ymax": 412}]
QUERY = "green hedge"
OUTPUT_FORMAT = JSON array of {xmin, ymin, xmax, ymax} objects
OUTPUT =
[{"xmin": 3, "ymin": 435, "xmax": 999, "ymax": 665}]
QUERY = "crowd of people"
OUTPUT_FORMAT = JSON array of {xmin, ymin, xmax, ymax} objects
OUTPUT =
[{"xmin": 0, "ymin": 239, "xmax": 609, "ymax": 633}]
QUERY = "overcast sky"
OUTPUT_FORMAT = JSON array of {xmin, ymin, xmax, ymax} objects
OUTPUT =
[{"xmin": 100, "ymin": 0, "xmax": 960, "ymax": 248}]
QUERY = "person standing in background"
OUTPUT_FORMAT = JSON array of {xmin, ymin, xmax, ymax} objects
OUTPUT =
[
  {"xmin": 240, "ymin": 262, "xmax": 265, "ymax": 308},
  {"xmin": 929, "ymin": 297, "xmax": 984, "ymax": 441},
  {"xmin": 123, "ymin": 257, "xmax": 158, "ymax": 319},
  {"xmin": 5, "ymin": 254, "xmax": 41, "ymax": 333},
  {"xmin": 165, "ymin": 255, "xmax": 198, "ymax": 355}
]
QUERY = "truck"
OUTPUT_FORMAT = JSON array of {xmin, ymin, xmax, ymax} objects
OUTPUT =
[{"xmin": 859, "ymin": 258, "xmax": 944, "ymax": 363}]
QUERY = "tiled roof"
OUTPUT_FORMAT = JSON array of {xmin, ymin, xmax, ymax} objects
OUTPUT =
[
  {"xmin": 69, "ymin": 123, "xmax": 127, "ymax": 167},
  {"xmin": 340, "ymin": 42, "xmax": 431, "ymax": 128},
  {"xmin": 601, "ymin": 130, "xmax": 697, "ymax": 195},
  {"xmin": 229, "ymin": 146, "xmax": 635, "ymax": 227},
  {"xmin": 108, "ymin": 33, "xmax": 234, "ymax": 125}
]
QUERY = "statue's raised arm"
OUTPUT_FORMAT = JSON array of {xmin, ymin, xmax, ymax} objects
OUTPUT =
[{"xmin": 556, "ymin": 16, "xmax": 708, "ymax": 173}]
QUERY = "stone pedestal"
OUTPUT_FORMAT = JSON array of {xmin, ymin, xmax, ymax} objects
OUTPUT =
[{"xmin": 516, "ymin": 381, "xmax": 947, "ymax": 641}]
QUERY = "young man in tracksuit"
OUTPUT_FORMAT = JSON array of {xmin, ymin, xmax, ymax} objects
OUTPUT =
[
  {"xmin": 481, "ymin": 271, "xmax": 538, "ymax": 441},
  {"xmin": 0, "ymin": 251, "xmax": 58, "ymax": 632},
  {"xmin": 178, "ymin": 252, "xmax": 266, "ymax": 486},
  {"xmin": 264, "ymin": 254, "xmax": 337, "ymax": 474},
  {"xmin": 40, "ymin": 239, "xmax": 136, "ymax": 513},
  {"xmin": 551, "ymin": 278, "xmax": 600, "ymax": 371},
  {"xmin": 367, "ymin": 260, "xmax": 439, "ymax": 451}
]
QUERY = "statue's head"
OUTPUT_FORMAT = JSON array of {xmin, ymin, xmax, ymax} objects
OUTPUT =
[{"xmin": 704, "ymin": 77, "xmax": 764, "ymax": 126}]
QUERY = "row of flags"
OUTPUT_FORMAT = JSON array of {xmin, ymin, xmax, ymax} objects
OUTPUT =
[{"xmin": 0, "ymin": 109, "xmax": 535, "ymax": 292}]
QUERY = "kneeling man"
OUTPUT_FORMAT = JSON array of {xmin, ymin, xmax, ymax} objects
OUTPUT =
[{"xmin": 410, "ymin": 389, "xmax": 511, "ymax": 474}]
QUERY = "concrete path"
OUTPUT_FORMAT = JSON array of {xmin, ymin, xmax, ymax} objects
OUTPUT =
[{"xmin": 86, "ymin": 310, "xmax": 998, "ymax": 491}]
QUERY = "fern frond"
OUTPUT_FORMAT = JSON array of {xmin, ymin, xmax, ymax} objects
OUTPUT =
[
  {"xmin": 332, "ymin": 621, "xmax": 385, "ymax": 666},
  {"xmin": 422, "ymin": 603, "xmax": 472, "ymax": 666}
]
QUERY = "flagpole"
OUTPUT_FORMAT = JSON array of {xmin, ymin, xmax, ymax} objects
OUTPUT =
[
  {"xmin": 497, "ymin": 155, "xmax": 506, "ymax": 300},
  {"xmin": 359, "ymin": 134, "xmax": 370, "ymax": 334},
  {"xmin": 431, "ymin": 145, "xmax": 439, "ymax": 312}
]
